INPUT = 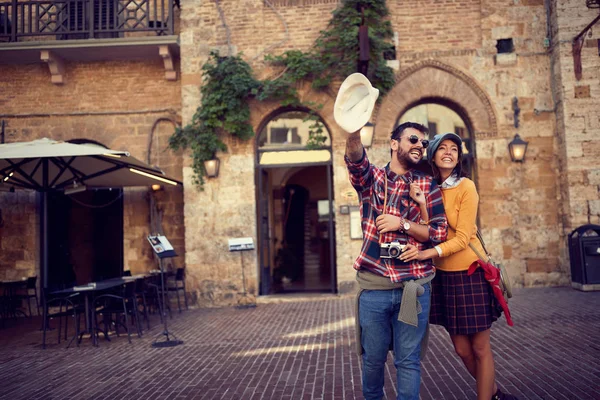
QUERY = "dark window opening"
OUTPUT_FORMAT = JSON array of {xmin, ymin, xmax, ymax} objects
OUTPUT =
[
  {"xmin": 270, "ymin": 127, "xmax": 301, "ymax": 144},
  {"xmin": 428, "ymin": 122, "xmax": 438, "ymax": 136},
  {"xmin": 455, "ymin": 126, "xmax": 466, "ymax": 137},
  {"xmin": 496, "ymin": 38, "xmax": 514, "ymax": 54},
  {"xmin": 383, "ymin": 45, "xmax": 397, "ymax": 61}
]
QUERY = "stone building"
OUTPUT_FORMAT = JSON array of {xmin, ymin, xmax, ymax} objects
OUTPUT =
[{"xmin": 0, "ymin": 0, "xmax": 599, "ymax": 306}]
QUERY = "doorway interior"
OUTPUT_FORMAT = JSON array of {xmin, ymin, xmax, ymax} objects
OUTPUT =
[
  {"xmin": 256, "ymin": 109, "xmax": 336, "ymax": 295},
  {"xmin": 259, "ymin": 165, "xmax": 336, "ymax": 294},
  {"xmin": 47, "ymin": 188, "xmax": 123, "ymax": 290}
]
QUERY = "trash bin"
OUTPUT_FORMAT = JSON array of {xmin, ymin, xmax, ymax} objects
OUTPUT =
[{"xmin": 568, "ymin": 224, "xmax": 600, "ymax": 291}]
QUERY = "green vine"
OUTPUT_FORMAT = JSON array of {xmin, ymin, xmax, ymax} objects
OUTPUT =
[
  {"xmin": 169, "ymin": 53, "xmax": 259, "ymax": 187},
  {"xmin": 170, "ymin": 0, "xmax": 395, "ymax": 188}
]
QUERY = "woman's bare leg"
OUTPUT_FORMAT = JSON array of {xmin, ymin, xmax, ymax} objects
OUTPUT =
[
  {"xmin": 451, "ymin": 333, "xmax": 498, "ymax": 398},
  {"xmin": 471, "ymin": 329, "xmax": 496, "ymax": 400}
]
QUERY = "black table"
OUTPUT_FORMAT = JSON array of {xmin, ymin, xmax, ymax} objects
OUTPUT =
[{"xmin": 50, "ymin": 278, "xmax": 133, "ymax": 344}]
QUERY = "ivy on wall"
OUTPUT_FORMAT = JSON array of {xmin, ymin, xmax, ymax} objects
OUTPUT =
[{"xmin": 169, "ymin": 0, "xmax": 395, "ymax": 188}]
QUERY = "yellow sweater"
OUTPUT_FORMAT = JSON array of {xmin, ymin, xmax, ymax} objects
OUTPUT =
[{"xmin": 435, "ymin": 178, "xmax": 486, "ymax": 272}]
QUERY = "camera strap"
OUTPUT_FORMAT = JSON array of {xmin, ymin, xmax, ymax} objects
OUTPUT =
[
  {"xmin": 378, "ymin": 177, "xmax": 388, "ymax": 245},
  {"xmin": 383, "ymin": 175, "xmax": 388, "ymax": 215},
  {"xmin": 380, "ymin": 174, "xmax": 410, "ymax": 245}
]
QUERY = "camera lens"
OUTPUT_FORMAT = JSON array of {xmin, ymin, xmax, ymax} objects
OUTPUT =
[{"xmin": 389, "ymin": 247, "xmax": 400, "ymax": 257}]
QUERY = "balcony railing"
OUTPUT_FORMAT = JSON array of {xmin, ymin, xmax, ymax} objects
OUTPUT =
[{"xmin": 0, "ymin": 0, "xmax": 174, "ymax": 42}]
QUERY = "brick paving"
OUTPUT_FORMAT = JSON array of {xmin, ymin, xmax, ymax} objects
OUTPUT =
[{"xmin": 0, "ymin": 287, "xmax": 599, "ymax": 400}]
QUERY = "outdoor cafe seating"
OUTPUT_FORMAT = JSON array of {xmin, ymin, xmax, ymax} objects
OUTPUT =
[
  {"xmin": 0, "ymin": 277, "xmax": 32, "ymax": 323},
  {"xmin": 91, "ymin": 280, "xmax": 142, "ymax": 346},
  {"xmin": 38, "ymin": 270, "xmax": 184, "ymax": 348},
  {"xmin": 17, "ymin": 276, "xmax": 40, "ymax": 317},
  {"xmin": 0, "ymin": 267, "xmax": 188, "ymax": 349},
  {"xmin": 167, "ymin": 267, "xmax": 188, "ymax": 313},
  {"xmin": 42, "ymin": 293, "xmax": 83, "ymax": 349}
]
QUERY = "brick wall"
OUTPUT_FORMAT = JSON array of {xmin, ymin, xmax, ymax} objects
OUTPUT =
[
  {"xmin": 3, "ymin": 0, "xmax": 589, "ymax": 304},
  {"xmin": 0, "ymin": 60, "xmax": 183, "ymax": 282},
  {"xmin": 0, "ymin": 191, "xmax": 37, "ymax": 281},
  {"xmin": 550, "ymin": 0, "xmax": 600, "ymax": 273},
  {"xmin": 179, "ymin": 0, "xmax": 580, "ymax": 304},
  {"xmin": 392, "ymin": 0, "xmax": 482, "ymax": 52}
]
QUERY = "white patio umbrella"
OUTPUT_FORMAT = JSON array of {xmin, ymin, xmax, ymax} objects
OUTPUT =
[{"xmin": 0, "ymin": 138, "xmax": 182, "ymax": 290}]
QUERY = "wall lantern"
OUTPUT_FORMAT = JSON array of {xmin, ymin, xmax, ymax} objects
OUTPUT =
[
  {"xmin": 204, "ymin": 157, "xmax": 220, "ymax": 178},
  {"xmin": 360, "ymin": 122, "xmax": 375, "ymax": 148},
  {"xmin": 508, "ymin": 134, "xmax": 528, "ymax": 162}
]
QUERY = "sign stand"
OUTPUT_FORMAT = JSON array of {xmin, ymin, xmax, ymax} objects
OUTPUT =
[
  {"xmin": 236, "ymin": 251, "xmax": 256, "ymax": 309},
  {"xmin": 228, "ymin": 237, "xmax": 257, "ymax": 309},
  {"xmin": 148, "ymin": 235, "xmax": 183, "ymax": 348}
]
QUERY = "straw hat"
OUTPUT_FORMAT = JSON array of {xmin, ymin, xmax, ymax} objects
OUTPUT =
[{"xmin": 333, "ymin": 73, "xmax": 379, "ymax": 133}]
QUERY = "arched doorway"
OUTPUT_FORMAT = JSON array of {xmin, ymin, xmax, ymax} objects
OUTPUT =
[
  {"xmin": 47, "ymin": 139, "xmax": 124, "ymax": 290},
  {"xmin": 256, "ymin": 109, "xmax": 336, "ymax": 295},
  {"xmin": 375, "ymin": 60, "xmax": 497, "ymax": 143},
  {"xmin": 374, "ymin": 61, "xmax": 499, "ymax": 195}
]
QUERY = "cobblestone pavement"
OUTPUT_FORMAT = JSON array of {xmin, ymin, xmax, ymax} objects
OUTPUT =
[{"xmin": 0, "ymin": 287, "xmax": 599, "ymax": 400}]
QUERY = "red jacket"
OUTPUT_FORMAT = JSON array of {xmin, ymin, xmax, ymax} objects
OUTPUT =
[{"xmin": 468, "ymin": 260, "xmax": 514, "ymax": 326}]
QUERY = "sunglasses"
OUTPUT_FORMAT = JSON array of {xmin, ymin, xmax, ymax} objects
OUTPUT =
[{"xmin": 395, "ymin": 134, "xmax": 429, "ymax": 149}]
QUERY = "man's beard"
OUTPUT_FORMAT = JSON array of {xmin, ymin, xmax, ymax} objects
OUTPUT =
[{"xmin": 396, "ymin": 147, "xmax": 421, "ymax": 166}]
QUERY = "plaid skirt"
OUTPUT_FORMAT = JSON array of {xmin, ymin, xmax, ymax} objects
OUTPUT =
[{"xmin": 430, "ymin": 266, "xmax": 502, "ymax": 335}]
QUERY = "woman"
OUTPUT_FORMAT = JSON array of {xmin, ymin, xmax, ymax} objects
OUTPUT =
[{"xmin": 401, "ymin": 132, "xmax": 517, "ymax": 400}]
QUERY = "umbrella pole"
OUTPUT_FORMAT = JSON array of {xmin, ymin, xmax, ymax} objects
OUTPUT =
[
  {"xmin": 38, "ymin": 167, "xmax": 49, "ymax": 332},
  {"xmin": 41, "ymin": 159, "xmax": 49, "ymax": 292},
  {"xmin": 41, "ymin": 190, "xmax": 48, "ymax": 291}
]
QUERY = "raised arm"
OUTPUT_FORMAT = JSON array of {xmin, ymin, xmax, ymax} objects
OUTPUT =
[
  {"xmin": 346, "ymin": 130, "xmax": 364, "ymax": 162},
  {"xmin": 344, "ymin": 130, "xmax": 374, "ymax": 192}
]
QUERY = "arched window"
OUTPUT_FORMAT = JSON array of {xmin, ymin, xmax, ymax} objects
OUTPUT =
[
  {"xmin": 396, "ymin": 102, "xmax": 474, "ymax": 177},
  {"xmin": 257, "ymin": 110, "xmax": 332, "ymax": 166}
]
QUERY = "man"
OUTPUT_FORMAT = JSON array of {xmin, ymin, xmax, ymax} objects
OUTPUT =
[{"xmin": 345, "ymin": 121, "xmax": 448, "ymax": 400}]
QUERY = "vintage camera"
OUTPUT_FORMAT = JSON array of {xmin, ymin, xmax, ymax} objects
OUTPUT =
[{"xmin": 380, "ymin": 241, "xmax": 406, "ymax": 259}]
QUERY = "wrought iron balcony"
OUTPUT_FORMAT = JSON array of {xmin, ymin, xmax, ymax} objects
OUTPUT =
[{"xmin": 0, "ymin": 0, "xmax": 175, "ymax": 42}]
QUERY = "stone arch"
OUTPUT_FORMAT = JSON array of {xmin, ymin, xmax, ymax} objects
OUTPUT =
[
  {"xmin": 374, "ymin": 60, "xmax": 498, "ymax": 142},
  {"xmin": 254, "ymin": 106, "xmax": 333, "ymax": 151},
  {"xmin": 249, "ymin": 82, "xmax": 338, "ymax": 150}
]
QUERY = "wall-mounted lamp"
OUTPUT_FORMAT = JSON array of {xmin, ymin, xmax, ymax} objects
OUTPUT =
[
  {"xmin": 151, "ymin": 184, "xmax": 162, "ymax": 191},
  {"xmin": 204, "ymin": 157, "xmax": 220, "ymax": 178},
  {"xmin": 508, "ymin": 134, "xmax": 528, "ymax": 162},
  {"xmin": 360, "ymin": 122, "xmax": 375, "ymax": 148}
]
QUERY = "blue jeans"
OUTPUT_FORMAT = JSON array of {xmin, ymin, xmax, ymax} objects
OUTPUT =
[{"xmin": 359, "ymin": 285, "xmax": 431, "ymax": 400}]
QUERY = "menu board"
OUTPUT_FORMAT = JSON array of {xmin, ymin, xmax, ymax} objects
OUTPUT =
[{"xmin": 147, "ymin": 235, "xmax": 177, "ymax": 258}]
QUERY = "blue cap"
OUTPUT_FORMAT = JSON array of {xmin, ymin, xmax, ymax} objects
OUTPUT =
[{"xmin": 427, "ymin": 132, "xmax": 462, "ymax": 165}]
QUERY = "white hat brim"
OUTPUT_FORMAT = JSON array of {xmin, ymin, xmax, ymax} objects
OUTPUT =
[{"xmin": 334, "ymin": 73, "xmax": 379, "ymax": 133}]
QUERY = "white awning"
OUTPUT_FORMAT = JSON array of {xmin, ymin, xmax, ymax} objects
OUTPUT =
[{"xmin": 0, "ymin": 138, "xmax": 181, "ymax": 190}]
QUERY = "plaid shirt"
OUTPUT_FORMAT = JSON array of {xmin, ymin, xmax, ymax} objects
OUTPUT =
[{"xmin": 345, "ymin": 150, "xmax": 448, "ymax": 282}]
